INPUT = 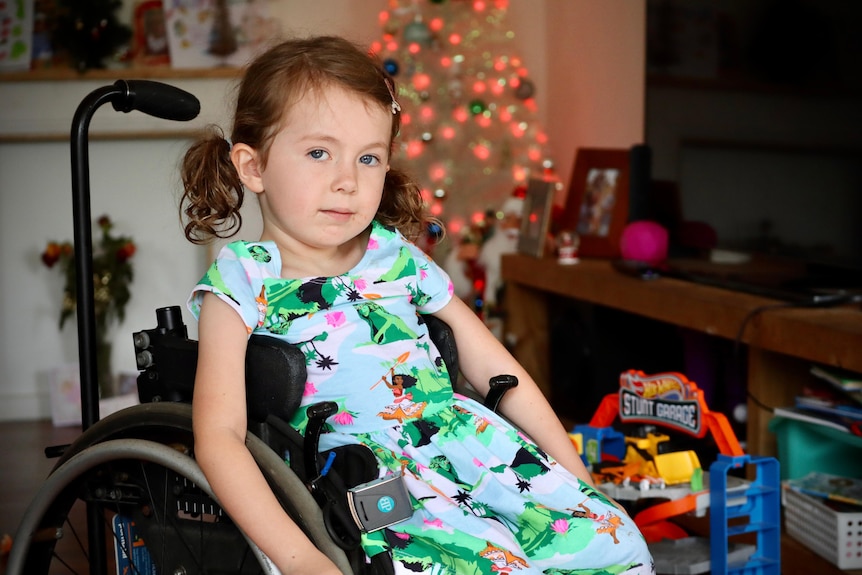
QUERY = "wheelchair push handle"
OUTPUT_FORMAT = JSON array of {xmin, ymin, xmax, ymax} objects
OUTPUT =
[
  {"xmin": 111, "ymin": 79, "xmax": 201, "ymax": 121},
  {"xmin": 71, "ymin": 81, "xmax": 200, "ymax": 431}
]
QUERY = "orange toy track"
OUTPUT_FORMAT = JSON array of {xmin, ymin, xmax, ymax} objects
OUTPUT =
[{"xmin": 585, "ymin": 370, "xmax": 745, "ymax": 542}]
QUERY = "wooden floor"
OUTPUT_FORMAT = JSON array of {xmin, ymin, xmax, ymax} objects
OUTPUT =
[
  {"xmin": 0, "ymin": 419, "xmax": 80, "ymax": 574},
  {"xmin": 1, "ymin": 419, "xmax": 859, "ymax": 575}
]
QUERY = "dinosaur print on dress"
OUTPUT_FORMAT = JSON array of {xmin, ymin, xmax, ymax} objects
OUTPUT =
[
  {"xmin": 491, "ymin": 447, "xmax": 549, "ymax": 481},
  {"xmin": 198, "ymin": 261, "xmax": 240, "ymax": 307},
  {"xmin": 375, "ymin": 246, "xmax": 417, "ymax": 284},
  {"xmin": 265, "ymin": 277, "xmax": 343, "ymax": 334},
  {"xmin": 355, "ymin": 301, "xmax": 418, "ymax": 344}
]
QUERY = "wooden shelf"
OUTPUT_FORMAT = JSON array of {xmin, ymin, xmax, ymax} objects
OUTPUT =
[
  {"xmin": 501, "ymin": 255, "xmax": 862, "ymax": 372},
  {"xmin": 0, "ymin": 66, "xmax": 241, "ymax": 82},
  {"xmin": 500, "ymin": 254, "xmax": 862, "ymax": 457}
]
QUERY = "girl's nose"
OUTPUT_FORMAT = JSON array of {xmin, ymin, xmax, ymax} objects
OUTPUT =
[{"xmin": 332, "ymin": 161, "xmax": 358, "ymax": 194}]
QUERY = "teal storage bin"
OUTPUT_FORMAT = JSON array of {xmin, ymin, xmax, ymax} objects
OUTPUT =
[{"xmin": 768, "ymin": 416, "xmax": 862, "ymax": 480}]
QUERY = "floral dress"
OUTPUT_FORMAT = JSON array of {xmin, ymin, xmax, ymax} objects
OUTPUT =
[{"xmin": 189, "ymin": 220, "xmax": 654, "ymax": 575}]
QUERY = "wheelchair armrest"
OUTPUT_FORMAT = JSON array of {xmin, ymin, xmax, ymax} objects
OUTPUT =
[{"xmin": 484, "ymin": 375, "xmax": 518, "ymax": 412}]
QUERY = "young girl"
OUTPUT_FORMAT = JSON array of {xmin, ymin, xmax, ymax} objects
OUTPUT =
[{"xmin": 181, "ymin": 36, "xmax": 654, "ymax": 575}]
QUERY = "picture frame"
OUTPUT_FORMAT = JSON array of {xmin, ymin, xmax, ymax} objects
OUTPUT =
[
  {"xmin": 560, "ymin": 148, "xmax": 630, "ymax": 258},
  {"xmin": 133, "ymin": 0, "xmax": 170, "ymax": 66},
  {"xmin": 517, "ymin": 178, "xmax": 555, "ymax": 257}
]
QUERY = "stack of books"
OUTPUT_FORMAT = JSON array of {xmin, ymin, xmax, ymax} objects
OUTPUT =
[{"xmin": 773, "ymin": 366, "xmax": 862, "ymax": 435}]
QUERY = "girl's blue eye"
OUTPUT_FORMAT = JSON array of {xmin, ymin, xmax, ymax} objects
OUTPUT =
[
  {"xmin": 360, "ymin": 154, "xmax": 380, "ymax": 166},
  {"xmin": 309, "ymin": 149, "xmax": 328, "ymax": 160}
]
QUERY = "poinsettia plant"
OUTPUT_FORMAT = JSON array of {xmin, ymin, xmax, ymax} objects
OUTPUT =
[
  {"xmin": 41, "ymin": 215, "xmax": 136, "ymax": 331},
  {"xmin": 41, "ymin": 215, "xmax": 136, "ymax": 396}
]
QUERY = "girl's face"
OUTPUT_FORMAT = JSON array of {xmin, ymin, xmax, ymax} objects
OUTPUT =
[{"xmin": 239, "ymin": 84, "xmax": 392, "ymax": 259}]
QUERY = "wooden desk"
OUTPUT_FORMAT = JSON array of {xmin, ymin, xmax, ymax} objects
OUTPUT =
[{"xmin": 501, "ymin": 254, "xmax": 862, "ymax": 457}]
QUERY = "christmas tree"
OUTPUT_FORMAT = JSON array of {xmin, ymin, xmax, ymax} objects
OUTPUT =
[
  {"xmin": 53, "ymin": 0, "xmax": 132, "ymax": 70},
  {"xmin": 372, "ymin": 0, "xmax": 557, "ymax": 239}
]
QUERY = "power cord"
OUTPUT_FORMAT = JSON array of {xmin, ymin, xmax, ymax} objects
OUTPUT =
[{"xmin": 733, "ymin": 292, "xmax": 862, "ymax": 415}]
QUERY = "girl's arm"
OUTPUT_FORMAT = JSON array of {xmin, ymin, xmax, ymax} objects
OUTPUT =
[
  {"xmin": 193, "ymin": 293, "xmax": 342, "ymax": 575},
  {"xmin": 432, "ymin": 296, "xmax": 597, "ymax": 488}
]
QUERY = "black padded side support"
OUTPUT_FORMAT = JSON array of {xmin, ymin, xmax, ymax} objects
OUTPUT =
[
  {"xmin": 424, "ymin": 314, "xmax": 459, "ymax": 379},
  {"xmin": 134, "ymin": 308, "xmax": 307, "ymax": 424},
  {"xmin": 423, "ymin": 314, "xmax": 518, "ymax": 412},
  {"xmin": 245, "ymin": 335, "xmax": 306, "ymax": 423}
]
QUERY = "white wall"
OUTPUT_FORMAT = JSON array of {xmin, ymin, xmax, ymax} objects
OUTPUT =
[
  {"xmin": 545, "ymin": 0, "xmax": 646, "ymax": 199},
  {"xmin": 0, "ymin": 0, "xmax": 644, "ymax": 422}
]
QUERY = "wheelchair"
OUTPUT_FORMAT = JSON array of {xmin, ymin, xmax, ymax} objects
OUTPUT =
[{"xmin": 8, "ymin": 81, "xmax": 516, "ymax": 575}]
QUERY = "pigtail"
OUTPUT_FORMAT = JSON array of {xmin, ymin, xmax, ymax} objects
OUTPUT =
[
  {"xmin": 179, "ymin": 126, "xmax": 245, "ymax": 244},
  {"xmin": 378, "ymin": 167, "xmax": 441, "ymax": 243}
]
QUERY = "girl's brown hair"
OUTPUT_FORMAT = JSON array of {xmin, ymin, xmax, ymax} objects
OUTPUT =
[{"xmin": 180, "ymin": 36, "xmax": 430, "ymax": 243}]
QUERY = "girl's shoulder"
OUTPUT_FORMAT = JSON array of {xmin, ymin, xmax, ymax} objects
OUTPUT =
[
  {"xmin": 210, "ymin": 240, "xmax": 282, "ymax": 282},
  {"xmin": 369, "ymin": 220, "xmax": 432, "ymax": 257},
  {"xmin": 369, "ymin": 220, "xmax": 402, "ymax": 245},
  {"xmin": 215, "ymin": 239, "xmax": 280, "ymax": 264}
]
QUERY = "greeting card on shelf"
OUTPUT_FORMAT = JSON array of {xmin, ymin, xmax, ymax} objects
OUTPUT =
[
  {"xmin": 0, "ymin": 0, "xmax": 33, "ymax": 71},
  {"xmin": 164, "ymin": 0, "xmax": 278, "ymax": 69}
]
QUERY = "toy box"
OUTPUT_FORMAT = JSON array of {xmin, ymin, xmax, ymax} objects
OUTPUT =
[
  {"xmin": 783, "ymin": 486, "xmax": 862, "ymax": 570},
  {"xmin": 769, "ymin": 416, "xmax": 862, "ymax": 480}
]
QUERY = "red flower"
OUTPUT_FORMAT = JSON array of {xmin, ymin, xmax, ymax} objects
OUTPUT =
[
  {"xmin": 41, "ymin": 217, "xmax": 134, "ymax": 332},
  {"xmin": 116, "ymin": 242, "xmax": 136, "ymax": 263},
  {"xmin": 41, "ymin": 242, "xmax": 62, "ymax": 268}
]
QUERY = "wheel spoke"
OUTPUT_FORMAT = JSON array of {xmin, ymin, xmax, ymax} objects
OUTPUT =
[{"xmin": 11, "ymin": 438, "xmax": 270, "ymax": 575}]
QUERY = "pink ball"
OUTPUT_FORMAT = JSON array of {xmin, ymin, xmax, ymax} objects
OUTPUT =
[{"xmin": 620, "ymin": 220, "xmax": 668, "ymax": 264}]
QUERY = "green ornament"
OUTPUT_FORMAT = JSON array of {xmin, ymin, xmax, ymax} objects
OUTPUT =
[{"xmin": 469, "ymin": 99, "xmax": 487, "ymax": 116}]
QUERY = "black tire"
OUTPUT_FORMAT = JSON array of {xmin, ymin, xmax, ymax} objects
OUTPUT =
[{"xmin": 8, "ymin": 403, "xmax": 351, "ymax": 574}]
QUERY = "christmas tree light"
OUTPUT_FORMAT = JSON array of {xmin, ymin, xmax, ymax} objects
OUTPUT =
[{"xmin": 372, "ymin": 0, "xmax": 557, "ymax": 237}]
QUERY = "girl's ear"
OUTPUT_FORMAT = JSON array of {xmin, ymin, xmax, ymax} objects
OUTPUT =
[{"xmin": 231, "ymin": 143, "xmax": 264, "ymax": 193}]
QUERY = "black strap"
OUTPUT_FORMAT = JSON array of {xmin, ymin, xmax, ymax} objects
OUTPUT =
[{"xmin": 369, "ymin": 551, "xmax": 395, "ymax": 575}]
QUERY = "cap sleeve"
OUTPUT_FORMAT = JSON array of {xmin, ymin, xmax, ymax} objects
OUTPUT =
[
  {"xmin": 187, "ymin": 241, "xmax": 280, "ymax": 333},
  {"xmin": 404, "ymin": 240, "xmax": 454, "ymax": 315}
]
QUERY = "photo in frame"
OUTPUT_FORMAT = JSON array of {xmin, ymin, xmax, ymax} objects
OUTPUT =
[
  {"xmin": 517, "ymin": 178, "xmax": 555, "ymax": 257},
  {"xmin": 560, "ymin": 148, "xmax": 631, "ymax": 258}
]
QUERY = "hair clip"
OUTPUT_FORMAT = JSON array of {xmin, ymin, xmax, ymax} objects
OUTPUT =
[{"xmin": 384, "ymin": 78, "xmax": 401, "ymax": 115}]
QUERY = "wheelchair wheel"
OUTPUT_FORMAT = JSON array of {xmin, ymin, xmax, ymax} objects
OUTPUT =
[{"xmin": 8, "ymin": 403, "xmax": 352, "ymax": 575}]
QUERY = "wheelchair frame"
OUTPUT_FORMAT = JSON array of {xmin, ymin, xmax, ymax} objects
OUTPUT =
[{"xmin": 9, "ymin": 81, "xmax": 516, "ymax": 575}]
